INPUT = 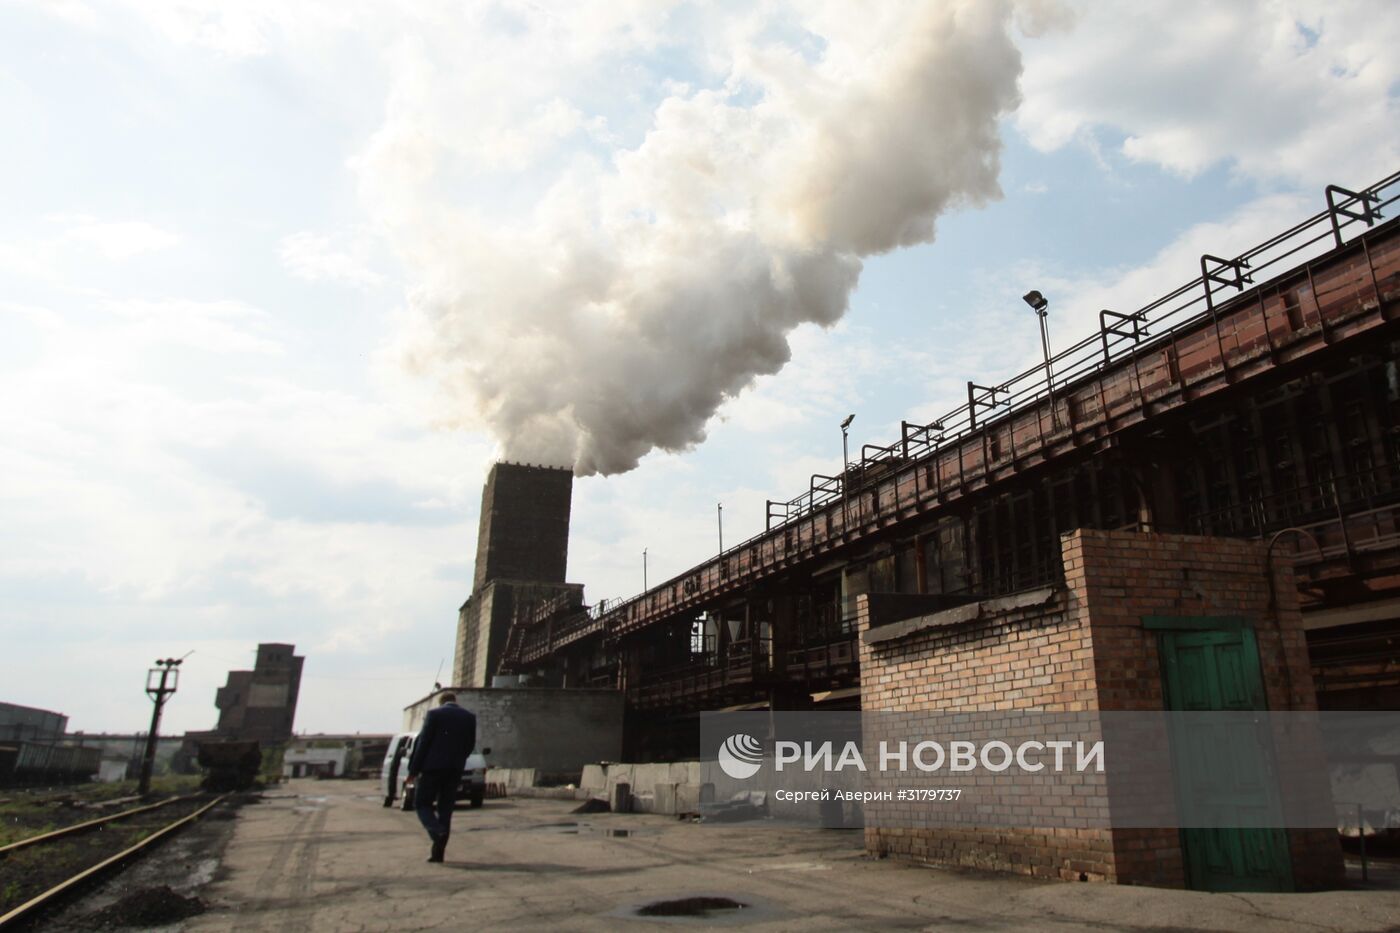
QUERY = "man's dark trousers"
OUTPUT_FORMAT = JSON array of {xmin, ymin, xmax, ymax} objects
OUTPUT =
[
  {"xmin": 408, "ymin": 699, "xmax": 475, "ymax": 860},
  {"xmin": 415, "ymin": 770, "xmax": 457, "ymax": 841}
]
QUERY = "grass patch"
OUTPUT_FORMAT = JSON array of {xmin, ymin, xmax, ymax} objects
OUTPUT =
[
  {"xmin": 81, "ymin": 775, "xmax": 203, "ymax": 801},
  {"xmin": 0, "ymin": 775, "xmax": 201, "ymax": 846},
  {"xmin": 0, "ymin": 821, "xmax": 55, "ymax": 847}
]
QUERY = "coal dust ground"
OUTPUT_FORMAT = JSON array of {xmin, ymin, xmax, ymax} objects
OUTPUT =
[{"xmin": 26, "ymin": 795, "xmax": 245, "ymax": 931}]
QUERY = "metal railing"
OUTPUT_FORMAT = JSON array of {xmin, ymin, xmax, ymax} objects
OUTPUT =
[
  {"xmin": 577, "ymin": 170, "xmax": 1400, "ymax": 644},
  {"xmin": 763, "ymin": 170, "xmax": 1399, "ymax": 524}
]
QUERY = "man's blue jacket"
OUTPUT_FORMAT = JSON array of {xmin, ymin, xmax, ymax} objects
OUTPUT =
[{"xmin": 408, "ymin": 701, "xmax": 476, "ymax": 776}]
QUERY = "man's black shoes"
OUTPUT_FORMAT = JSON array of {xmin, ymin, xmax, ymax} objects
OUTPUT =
[{"xmin": 428, "ymin": 833, "xmax": 448, "ymax": 863}]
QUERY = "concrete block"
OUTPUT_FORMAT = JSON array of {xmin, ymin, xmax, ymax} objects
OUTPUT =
[
  {"xmin": 653, "ymin": 783, "xmax": 676, "ymax": 814},
  {"xmin": 675, "ymin": 783, "xmax": 701, "ymax": 813},
  {"xmin": 605, "ymin": 765, "xmax": 635, "ymax": 803},
  {"xmin": 631, "ymin": 763, "xmax": 670, "ymax": 789},
  {"xmin": 486, "ymin": 767, "xmax": 536, "ymax": 788},
  {"xmin": 580, "ymin": 763, "xmax": 606, "ymax": 792}
]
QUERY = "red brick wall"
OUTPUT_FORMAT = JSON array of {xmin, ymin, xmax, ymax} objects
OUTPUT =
[
  {"xmin": 857, "ymin": 580, "xmax": 1115, "ymax": 881},
  {"xmin": 1068, "ymin": 530, "xmax": 1339, "ymax": 889},
  {"xmin": 858, "ymin": 528, "xmax": 1343, "ymax": 889},
  {"xmin": 1066, "ymin": 530, "xmax": 1319, "ymax": 715}
]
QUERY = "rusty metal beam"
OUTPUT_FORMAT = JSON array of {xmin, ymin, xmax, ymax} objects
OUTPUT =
[{"xmin": 524, "ymin": 172, "xmax": 1400, "ymax": 660}]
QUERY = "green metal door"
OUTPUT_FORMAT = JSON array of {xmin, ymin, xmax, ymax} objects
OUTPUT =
[{"xmin": 1149, "ymin": 617, "xmax": 1293, "ymax": 892}]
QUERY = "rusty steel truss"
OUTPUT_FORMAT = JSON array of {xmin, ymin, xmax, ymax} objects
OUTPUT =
[{"xmin": 503, "ymin": 170, "xmax": 1400, "ymax": 678}]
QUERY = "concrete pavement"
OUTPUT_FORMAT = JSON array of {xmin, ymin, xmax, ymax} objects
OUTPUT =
[{"xmin": 187, "ymin": 779, "xmax": 1399, "ymax": 932}]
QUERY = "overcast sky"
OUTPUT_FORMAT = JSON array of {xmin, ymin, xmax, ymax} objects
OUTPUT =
[{"xmin": 3, "ymin": 1, "xmax": 1397, "ymax": 736}]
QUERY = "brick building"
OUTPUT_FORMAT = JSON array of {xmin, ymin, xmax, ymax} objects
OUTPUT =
[{"xmin": 858, "ymin": 529, "xmax": 1341, "ymax": 890}]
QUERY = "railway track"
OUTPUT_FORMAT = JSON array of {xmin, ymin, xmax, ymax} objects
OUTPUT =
[{"xmin": 0, "ymin": 793, "xmax": 229, "ymax": 929}]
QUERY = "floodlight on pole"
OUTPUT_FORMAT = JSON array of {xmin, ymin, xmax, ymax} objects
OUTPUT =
[
  {"xmin": 1022, "ymin": 290, "xmax": 1059, "ymax": 427},
  {"xmin": 840, "ymin": 414, "xmax": 855, "ymax": 530},
  {"xmin": 138, "ymin": 657, "xmax": 182, "ymax": 796}
]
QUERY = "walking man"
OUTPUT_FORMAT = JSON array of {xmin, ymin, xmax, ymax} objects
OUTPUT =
[{"xmin": 407, "ymin": 691, "xmax": 476, "ymax": 863}]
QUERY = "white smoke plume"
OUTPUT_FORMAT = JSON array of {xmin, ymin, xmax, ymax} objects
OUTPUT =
[{"xmin": 361, "ymin": 1, "xmax": 1024, "ymax": 475}]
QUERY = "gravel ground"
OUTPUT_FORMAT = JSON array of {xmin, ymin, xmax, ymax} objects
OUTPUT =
[
  {"xmin": 12, "ymin": 795, "xmax": 247, "ymax": 931},
  {"xmin": 0, "ymin": 797, "xmax": 219, "ymax": 919}
]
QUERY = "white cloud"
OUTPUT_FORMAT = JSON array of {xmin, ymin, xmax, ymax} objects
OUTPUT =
[
  {"xmin": 111, "ymin": 0, "xmax": 284, "ymax": 58},
  {"xmin": 1015, "ymin": 0, "xmax": 1400, "ymax": 186},
  {"xmin": 10, "ymin": 0, "xmax": 100, "ymax": 29},
  {"xmin": 59, "ymin": 216, "xmax": 180, "ymax": 261},
  {"xmin": 102, "ymin": 297, "xmax": 284, "ymax": 355},
  {"xmin": 0, "ymin": 290, "xmax": 482, "ymax": 616},
  {"xmin": 279, "ymin": 230, "xmax": 386, "ymax": 289},
  {"xmin": 358, "ymin": 1, "xmax": 1023, "ymax": 476},
  {"xmin": 1039, "ymin": 191, "xmax": 1324, "ymax": 339},
  {"xmin": 0, "ymin": 215, "xmax": 180, "ymax": 281},
  {"xmin": 0, "ymin": 286, "xmax": 492, "ymax": 731},
  {"xmin": 904, "ymin": 189, "xmax": 1335, "ymax": 429}
]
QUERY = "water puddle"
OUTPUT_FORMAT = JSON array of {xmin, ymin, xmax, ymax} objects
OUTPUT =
[
  {"xmin": 612, "ymin": 892, "xmax": 780, "ymax": 925},
  {"xmin": 638, "ymin": 897, "xmax": 747, "ymax": 918}
]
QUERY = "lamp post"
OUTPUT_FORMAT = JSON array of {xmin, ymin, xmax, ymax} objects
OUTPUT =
[
  {"xmin": 1022, "ymin": 290, "xmax": 1058, "ymax": 426},
  {"xmin": 840, "ymin": 413, "xmax": 855, "ymax": 529},
  {"xmin": 717, "ymin": 502, "xmax": 724, "ymax": 554},
  {"xmin": 643, "ymin": 548, "xmax": 648, "ymax": 591},
  {"xmin": 138, "ymin": 658, "xmax": 182, "ymax": 796}
]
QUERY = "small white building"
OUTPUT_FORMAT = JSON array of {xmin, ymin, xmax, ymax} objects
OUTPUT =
[
  {"xmin": 281, "ymin": 734, "xmax": 392, "ymax": 779},
  {"xmin": 283, "ymin": 744, "xmax": 349, "ymax": 779}
]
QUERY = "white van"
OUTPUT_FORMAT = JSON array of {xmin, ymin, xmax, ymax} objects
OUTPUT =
[{"xmin": 380, "ymin": 731, "xmax": 489, "ymax": 810}]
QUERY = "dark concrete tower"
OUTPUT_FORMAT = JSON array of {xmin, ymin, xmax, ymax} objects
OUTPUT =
[
  {"xmin": 213, "ymin": 643, "xmax": 304, "ymax": 742},
  {"xmin": 472, "ymin": 462, "xmax": 572, "ymax": 590},
  {"xmin": 454, "ymin": 462, "xmax": 574, "ymax": 687}
]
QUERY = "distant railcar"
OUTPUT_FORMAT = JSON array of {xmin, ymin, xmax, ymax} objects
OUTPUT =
[
  {"xmin": 196, "ymin": 740, "xmax": 262, "ymax": 791},
  {"xmin": 0, "ymin": 741, "xmax": 101, "ymax": 786}
]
